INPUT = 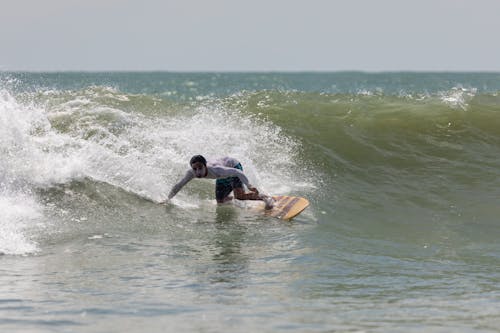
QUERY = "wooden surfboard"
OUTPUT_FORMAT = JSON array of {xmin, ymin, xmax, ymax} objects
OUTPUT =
[{"xmin": 261, "ymin": 195, "xmax": 310, "ymax": 220}]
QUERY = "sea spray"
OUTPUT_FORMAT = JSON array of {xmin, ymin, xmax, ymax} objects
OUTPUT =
[
  {"xmin": 0, "ymin": 192, "xmax": 42, "ymax": 255},
  {"xmin": 32, "ymin": 88, "xmax": 311, "ymax": 203},
  {"xmin": 1, "ymin": 81, "xmax": 314, "ymax": 254},
  {"xmin": 0, "ymin": 89, "xmax": 50, "ymax": 254}
]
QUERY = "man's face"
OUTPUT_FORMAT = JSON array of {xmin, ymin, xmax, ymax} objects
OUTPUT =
[{"xmin": 191, "ymin": 161, "xmax": 207, "ymax": 178}]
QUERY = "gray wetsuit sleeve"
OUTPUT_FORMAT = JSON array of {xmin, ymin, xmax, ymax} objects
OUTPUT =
[{"xmin": 168, "ymin": 170, "xmax": 194, "ymax": 199}]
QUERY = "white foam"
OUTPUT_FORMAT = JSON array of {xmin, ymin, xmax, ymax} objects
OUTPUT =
[
  {"xmin": 2, "ymin": 87, "xmax": 310, "ymax": 199},
  {"xmin": 439, "ymin": 87, "xmax": 477, "ymax": 110},
  {"xmin": 0, "ymin": 192, "xmax": 42, "ymax": 255},
  {"xmin": 0, "ymin": 88, "xmax": 80, "ymax": 254},
  {"xmin": 140, "ymin": 104, "xmax": 305, "ymax": 197},
  {"xmin": 75, "ymin": 101, "xmax": 309, "ymax": 202},
  {"xmin": 0, "ymin": 89, "xmax": 85, "ymax": 187}
]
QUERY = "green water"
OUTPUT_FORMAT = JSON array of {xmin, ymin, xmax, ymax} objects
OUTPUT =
[{"xmin": 1, "ymin": 72, "xmax": 500, "ymax": 332}]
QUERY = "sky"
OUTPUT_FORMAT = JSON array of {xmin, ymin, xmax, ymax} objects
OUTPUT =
[{"xmin": 1, "ymin": 0, "xmax": 499, "ymax": 72}]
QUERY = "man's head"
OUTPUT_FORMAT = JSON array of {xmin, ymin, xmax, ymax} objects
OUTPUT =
[{"xmin": 190, "ymin": 155, "xmax": 207, "ymax": 178}]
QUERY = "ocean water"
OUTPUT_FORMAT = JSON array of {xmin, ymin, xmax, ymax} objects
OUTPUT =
[{"xmin": 1, "ymin": 72, "xmax": 500, "ymax": 332}]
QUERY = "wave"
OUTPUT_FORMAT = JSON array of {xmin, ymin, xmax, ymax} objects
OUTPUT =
[
  {"xmin": 0, "ymin": 86, "xmax": 315, "ymax": 254},
  {"xmin": 232, "ymin": 89, "xmax": 500, "ymax": 166},
  {"xmin": 2, "ymin": 79, "xmax": 500, "ymax": 254},
  {"xmin": 229, "ymin": 89, "xmax": 500, "ymax": 232}
]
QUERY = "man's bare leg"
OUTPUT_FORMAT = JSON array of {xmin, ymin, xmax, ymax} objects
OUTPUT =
[
  {"xmin": 234, "ymin": 188, "xmax": 274, "ymax": 209},
  {"xmin": 233, "ymin": 187, "xmax": 260, "ymax": 200}
]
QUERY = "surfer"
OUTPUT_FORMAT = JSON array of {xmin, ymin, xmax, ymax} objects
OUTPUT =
[{"xmin": 164, "ymin": 155, "xmax": 274, "ymax": 208}]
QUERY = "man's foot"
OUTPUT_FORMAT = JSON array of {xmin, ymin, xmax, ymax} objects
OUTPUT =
[{"xmin": 260, "ymin": 195, "xmax": 275, "ymax": 210}]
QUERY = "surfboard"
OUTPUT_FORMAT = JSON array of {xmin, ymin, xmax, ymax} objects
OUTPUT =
[{"xmin": 258, "ymin": 195, "xmax": 310, "ymax": 220}]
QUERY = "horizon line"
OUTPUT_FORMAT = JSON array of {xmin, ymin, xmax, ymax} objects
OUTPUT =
[{"xmin": 2, "ymin": 69, "xmax": 500, "ymax": 74}]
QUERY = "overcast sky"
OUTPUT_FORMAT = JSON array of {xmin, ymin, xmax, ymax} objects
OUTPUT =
[{"xmin": 1, "ymin": 0, "xmax": 499, "ymax": 71}]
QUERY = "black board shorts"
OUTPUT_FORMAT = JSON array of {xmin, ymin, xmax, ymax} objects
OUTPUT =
[{"xmin": 215, "ymin": 163, "xmax": 243, "ymax": 201}]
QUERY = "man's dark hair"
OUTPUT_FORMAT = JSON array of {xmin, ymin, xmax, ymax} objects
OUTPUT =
[{"xmin": 190, "ymin": 155, "xmax": 207, "ymax": 166}]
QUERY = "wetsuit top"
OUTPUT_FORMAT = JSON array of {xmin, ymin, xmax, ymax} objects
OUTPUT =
[{"xmin": 167, "ymin": 157, "xmax": 251, "ymax": 199}]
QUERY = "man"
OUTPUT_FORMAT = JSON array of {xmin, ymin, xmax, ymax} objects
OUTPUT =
[{"xmin": 165, "ymin": 155, "xmax": 273, "ymax": 208}]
